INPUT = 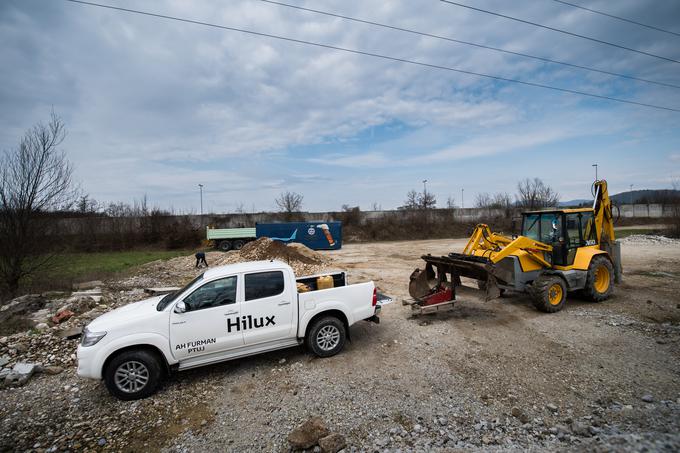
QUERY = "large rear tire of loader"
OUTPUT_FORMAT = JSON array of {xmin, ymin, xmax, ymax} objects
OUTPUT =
[
  {"xmin": 582, "ymin": 255, "xmax": 614, "ymax": 302},
  {"xmin": 528, "ymin": 275, "xmax": 567, "ymax": 313}
]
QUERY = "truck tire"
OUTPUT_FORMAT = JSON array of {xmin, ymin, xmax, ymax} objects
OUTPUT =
[
  {"xmin": 582, "ymin": 255, "xmax": 614, "ymax": 302},
  {"xmin": 528, "ymin": 275, "xmax": 567, "ymax": 313},
  {"xmin": 218, "ymin": 240, "xmax": 232, "ymax": 252},
  {"xmin": 306, "ymin": 316, "xmax": 346, "ymax": 358},
  {"xmin": 233, "ymin": 240, "xmax": 245, "ymax": 250},
  {"xmin": 104, "ymin": 349, "xmax": 163, "ymax": 400}
]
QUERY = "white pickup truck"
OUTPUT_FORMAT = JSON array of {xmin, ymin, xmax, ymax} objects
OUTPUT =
[{"xmin": 77, "ymin": 260, "xmax": 391, "ymax": 400}]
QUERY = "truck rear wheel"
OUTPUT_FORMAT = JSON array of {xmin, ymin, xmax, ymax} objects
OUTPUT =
[
  {"xmin": 306, "ymin": 316, "xmax": 346, "ymax": 358},
  {"xmin": 104, "ymin": 349, "xmax": 163, "ymax": 400},
  {"xmin": 528, "ymin": 275, "xmax": 567, "ymax": 313},
  {"xmin": 233, "ymin": 240, "xmax": 245, "ymax": 250},
  {"xmin": 583, "ymin": 255, "xmax": 614, "ymax": 302},
  {"xmin": 218, "ymin": 240, "xmax": 232, "ymax": 251}
]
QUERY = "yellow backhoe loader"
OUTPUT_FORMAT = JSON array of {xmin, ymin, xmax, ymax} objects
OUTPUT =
[{"xmin": 407, "ymin": 180, "xmax": 622, "ymax": 313}]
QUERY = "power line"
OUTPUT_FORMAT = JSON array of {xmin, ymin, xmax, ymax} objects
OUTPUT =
[
  {"xmin": 62, "ymin": 0, "xmax": 680, "ymax": 113},
  {"xmin": 551, "ymin": 0, "xmax": 680, "ymax": 38},
  {"xmin": 257, "ymin": 0, "xmax": 680, "ymax": 90},
  {"xmin": 440, "ymin": 0, "xmax": 680, "ymax": 65}
]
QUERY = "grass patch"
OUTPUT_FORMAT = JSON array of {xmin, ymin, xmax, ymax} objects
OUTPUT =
[
  {"xmin": 47, "ymin": 250, "xmax": 191, "ymax": 280},
  {"xmin": 17, "ymin": 250, "xmax": 192, "ymax": 294}
]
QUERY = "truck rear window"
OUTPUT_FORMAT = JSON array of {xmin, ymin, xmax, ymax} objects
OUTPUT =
[{"xmin": 245, "ymin": 271, "xmax": 284, "ymax": 301}]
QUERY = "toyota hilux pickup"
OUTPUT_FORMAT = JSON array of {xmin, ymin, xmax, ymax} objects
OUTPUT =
[{"xmin": 77, "ymin": 260, "xmax": 391, "ymax": 400}]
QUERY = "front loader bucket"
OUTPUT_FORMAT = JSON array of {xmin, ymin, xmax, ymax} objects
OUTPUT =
[{"xmin": 409, "ymin": 254, "xmax": 502, "ymax": 303}]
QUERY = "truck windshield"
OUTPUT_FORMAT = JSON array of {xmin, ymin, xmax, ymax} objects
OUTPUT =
[{"xmin": 156, "ymin": 273, "xmax": 204, "ymax": 311}]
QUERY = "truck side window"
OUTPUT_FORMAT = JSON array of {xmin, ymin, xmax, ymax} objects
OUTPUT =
[
  {"xmin": 245, "ymin": 271, "xmax": 284, "ymax": 301},
  {"xmin": 183, "ymin": 276, "xmax": 237, "ymax": 311}
]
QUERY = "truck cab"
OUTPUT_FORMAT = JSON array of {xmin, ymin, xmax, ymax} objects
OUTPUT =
[{"xmin": 77, "ymin": 261, "xmax": 389, "ymax": 400}]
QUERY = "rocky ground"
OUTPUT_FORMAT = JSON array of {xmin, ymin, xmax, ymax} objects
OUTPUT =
[{"xmin": 1, "ymin": 236, "xmax": 679, "ymax": 452}]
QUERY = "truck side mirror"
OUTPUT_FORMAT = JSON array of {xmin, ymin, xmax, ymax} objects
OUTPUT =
[{"xmin": 174, "ymin": 301, "xmax": 187, "ymax": 314}]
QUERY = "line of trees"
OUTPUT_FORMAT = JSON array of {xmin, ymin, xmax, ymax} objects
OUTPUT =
[{"xmin": 401, "ymin": 177, "xmax": 559, "ymax": 211}]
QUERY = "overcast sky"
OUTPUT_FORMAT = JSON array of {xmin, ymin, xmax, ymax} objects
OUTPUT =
[{"xmin": 1, "ymin": 0, "xmax": 679, "ymax": 213}]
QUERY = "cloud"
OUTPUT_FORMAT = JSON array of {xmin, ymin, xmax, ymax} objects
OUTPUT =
[{"xmin": 0, "ymin": 0, "xmax": 679, "ymax": 210}]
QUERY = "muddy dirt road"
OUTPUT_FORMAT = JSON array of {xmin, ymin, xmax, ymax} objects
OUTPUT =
[
  {"xmin": 172, "ymin": 238, "xmax": 680, "ymax": 451},
  {"xmin": 1, "ymin": 238, "xmax": 679, "ymax": 452}
]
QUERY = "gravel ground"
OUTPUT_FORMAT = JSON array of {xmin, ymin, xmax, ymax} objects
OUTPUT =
[{"xmin": 1, "ymin": 238, "xmax": 679, "ymax": 452}]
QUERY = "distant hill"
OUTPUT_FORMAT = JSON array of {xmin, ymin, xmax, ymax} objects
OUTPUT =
[
  {"xmin": 559, "ymin": 189, "xmax": 680, "ymax": 207},
  {"xmin": 610, "ymin": 189, "xmax": 680, "ymax": 204}
]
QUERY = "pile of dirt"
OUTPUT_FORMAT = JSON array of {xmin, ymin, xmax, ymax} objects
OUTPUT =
[
  {"xmin": 238, "ymin": 238, "xmax": 325, "ymax": 265},
  {"xmin": 133, "ymin": 240, "xmax": 329, "ymax": 286}
]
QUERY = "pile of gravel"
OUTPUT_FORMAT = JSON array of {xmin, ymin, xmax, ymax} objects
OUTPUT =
[{"xmin": 620, "ymin": 235, "xmax": 679, "ymax": 245}]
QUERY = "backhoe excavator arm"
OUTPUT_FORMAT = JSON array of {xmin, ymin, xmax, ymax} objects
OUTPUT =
[{"xmin": 592, "ymin": 180, "xmax": 616, "ymax": 244}]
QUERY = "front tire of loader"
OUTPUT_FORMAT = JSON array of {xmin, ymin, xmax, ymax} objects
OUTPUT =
[
  {"xmin": 529, "ymin": 275, "xmax": 567, "ymax": 313},
  {"xmin": 582, "ymin": 255, "xmax": 614, "ymax": 302}
]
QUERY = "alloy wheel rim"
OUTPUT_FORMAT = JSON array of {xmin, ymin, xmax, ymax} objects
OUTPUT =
[
  {"xmin": 316, "ymin": 325, "xmax": 340, "ymax": 351},
  {"xmin": 114, "ymin": 360, "xmax": 149, "ymax": 393}
]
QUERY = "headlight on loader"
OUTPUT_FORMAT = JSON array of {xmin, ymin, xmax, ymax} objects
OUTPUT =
[{"xmin": 81, "ymin": 327, "xmax": 107, "ymax": 347}]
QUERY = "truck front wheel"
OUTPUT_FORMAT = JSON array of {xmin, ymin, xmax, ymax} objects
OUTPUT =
[
  {"xmin": 104, "ymin": 349, "xmax": 163, "ymax": 400},
  {"xmin": 306, "ymin": 316, "xmax": 346, "ymax": 358}
]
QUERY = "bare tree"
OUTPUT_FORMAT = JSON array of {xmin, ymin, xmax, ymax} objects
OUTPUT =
[
  {"xmin": 474, "ymin": 192, "xmax": 493, "ymax": 208},
  {"xmin": 515, "ymin": 178, "xmax": 560, "ymax": 210},
  {"xmin": 446, "ymin": 196, "xmax": 456, "ymax": 209},
  {"xmin": 0, "ymin": 113, "xmax": 77, "ymax": 297},
  {"xmin": 275, "ymin": 191, "xmax": 303, "ymax": 220},
  {"xmin": 403, "ymin": 190, "xmax": 420, "ymax": 209},
  {"xmin": 418, "ymin": 190, "xmax": 437, "ymax": 209}
]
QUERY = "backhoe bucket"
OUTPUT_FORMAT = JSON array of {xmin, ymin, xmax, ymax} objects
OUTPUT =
[{"xmin": 408, "ymin": 254, "xmax": 502, "ymax": 304}]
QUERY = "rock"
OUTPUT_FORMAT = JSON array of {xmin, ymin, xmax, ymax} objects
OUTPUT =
[
  {"xmin": 571, "ymin": 421, "xmax": 591, "ymax": 437},
  {"xmin": 641, "ymin": 394, "xmax": 654, "ymax": 403},
  {"xmin": 75, "ymin": 281, "xmax": 103, "ymax": 290},
  {"xmin": 511, "ymin": 407, "xmax": 530, "ymax": 423},
  {"xmin": 319, "ymin": 433, "xmax": 347, "ymax": 453},
  {"xmin": 546, "ymin": 403, "xmax": 558, "ymax": 412},
  {"xmin": 287, "ymin": 417, "xmax": 330, "ymax": 449},
  {"xmin": 97, "ymin": 438, "xmax": 106, "ymax": 447},
  {"xmin": 56, "ymin": 327, "xmax": 83, "ymax": 339},
  {"xmin": 5, "ymin": 362, "xmax": 37, "ymax": 386},
  {"xmin": 43, "ymin": 366, "xmax": 64, "ymax": 375},
  {"xmin": 35, "ymin": 323, "xmax": 49, "ymax": 331},
  {"xmin": 51, "ymin": 310, "xmax": 74, "ymax": 325},
  {"xmin": 0, "ymin": 356, "xmax": 9, "ymax": 368},
  {"xmin": 278, "ymin": 358, "xmax": 286, "ymax": 365}
]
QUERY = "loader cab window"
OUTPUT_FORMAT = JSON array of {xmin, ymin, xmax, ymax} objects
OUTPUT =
[
  {"xmin": 523, "ymin": 214, "xmax": 540, "ymax": 241},
  {"xmin": 540, "ymin": 214, "xmax": 562, "ymax": 244},
  {"xmin": 581, "ymin": 212, "xmax": 597, "ymax": 244}
]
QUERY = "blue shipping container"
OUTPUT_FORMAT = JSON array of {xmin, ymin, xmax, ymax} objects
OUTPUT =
[{"xmin": 256, "ymin": 221, "xmax": 342, "ymax": 250}]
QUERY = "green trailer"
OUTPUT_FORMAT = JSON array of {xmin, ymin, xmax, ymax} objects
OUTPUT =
[{"xmin": 206, "ymin": 227, "xmax": 256, "ymax": 251}]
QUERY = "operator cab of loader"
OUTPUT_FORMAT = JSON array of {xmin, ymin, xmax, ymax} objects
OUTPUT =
[{"xmin": 521, "ymin": 208, "xmax": 597, "ymax": 267}]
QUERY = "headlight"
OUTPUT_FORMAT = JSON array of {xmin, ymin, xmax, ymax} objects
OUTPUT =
[{"xmin": 81, "ymin": 327, "xmax": 107, "ymax": 347}]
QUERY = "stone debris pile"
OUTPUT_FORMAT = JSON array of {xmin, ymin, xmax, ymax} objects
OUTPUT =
[{"xmin": 620, "ymin": 234, "xmax": 679, "ymax": 245}]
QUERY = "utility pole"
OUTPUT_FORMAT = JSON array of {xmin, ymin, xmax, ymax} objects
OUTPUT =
[
  {"xmin": 198, "ymin": 184, "xmax": 204, "ymax": 217},
  {"xmin": 592, "ymin": 163, "xmax": 598, "ymax": 181},
  {"xmin": 422, "ymin": 179, "xmax": 428, "ymax": 195},
  {"xmin": 461, "ymin": 188, "xmax": 465, "ymax": 209}
]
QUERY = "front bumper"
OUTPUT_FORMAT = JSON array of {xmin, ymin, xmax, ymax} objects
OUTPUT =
[{"xmin": 76, "ymin": 344, "xmax": 102, "ymax": 380}]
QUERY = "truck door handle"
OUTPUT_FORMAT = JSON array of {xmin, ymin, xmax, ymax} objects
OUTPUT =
[
  {"xmin": 278, "ymin": 301, "xmax": 291, "ymax": 306},
  {"xmin": 224, "ymin": 311, "xmax": 238, "ymax": 315}
]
